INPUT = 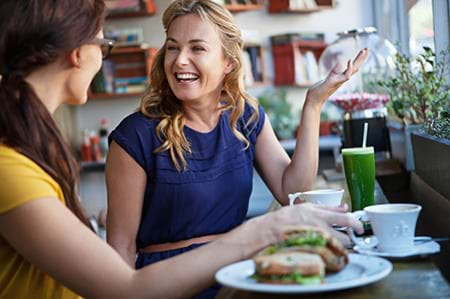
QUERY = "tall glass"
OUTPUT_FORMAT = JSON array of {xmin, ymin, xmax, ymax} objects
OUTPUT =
[{"xmin": 342, "ymin": 147, "xmax": 375, "ymax": 211}]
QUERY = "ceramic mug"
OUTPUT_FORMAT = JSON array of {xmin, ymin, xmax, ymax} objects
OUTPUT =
[
  {"xmin": 350, "ymin": 203, "xmax": 422, "ymax": 253},
  {"xmin": 288, "ymin": 189, "xmax": 344, "ymax": 207}
]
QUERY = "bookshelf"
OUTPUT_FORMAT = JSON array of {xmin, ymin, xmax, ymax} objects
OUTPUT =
[
  {"xmin": 272, "ymin": 39, "xmax": 326, "ymax": 87},
  {"xmin": 226, "ymin": 4, "xmax": 264, "ymax": 13},
  {"xmin": 89, "ymin": 46, "xmax": 158, "ymax": 100},
  {"xmin": 106, "ymin": 0, "xmax": 156, "ymax": 19},
  {"xmin": 268, "ymin": 0, "xmax": 335, "ymax": 13},
  {"xmin": 242, "ymin": 44, "xmax": 269, "ymax": 88},
  {"xmin": 224, "ymin": 0, "xmax": 264, "ymax": 13}
]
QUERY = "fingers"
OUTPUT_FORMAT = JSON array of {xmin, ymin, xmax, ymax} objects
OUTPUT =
[
  {"xmin": 339, "ymin": 48, "xmax": 368, "ymax": 77},
  {"xmin": 327, "ymin": 228, "xmax": 351, "ymax": 247},
  {"xmin": 321, "ymin": 210, "xmax": 364, "ymax": 234},
  {"xmin": 351, "ymin": 48, "xmax": 369, "ymax": 75},
  {"xmin": 313, "ymin": 203, "xmax": 349, "ymax": 213},
  {"xmin": 330, "ymin": 62, "xmax": 344, "ymax": 75},
  {"xmin": 343, "ymin": 59, "xmax": 352, "ymax": 79}
]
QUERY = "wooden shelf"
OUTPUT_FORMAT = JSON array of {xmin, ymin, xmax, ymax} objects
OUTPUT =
[
  {"xmin": 269, "ymin": 7, "xmax": 324, "ymax": 13},
  {"xmin": 225, "ymin": 4, "xmax": 264, "ymax": 12},
  {"xmin": 272, "ymin": 40, "xmax": 326, "ymax": 86},
  {"xmin": 106, "ymin": 0, "xmax": 156, "ymax": 19},
  {"xmin": 268, "ymin": 0, "xmax": 335, "ymax": 14},
  {"xmin": 89, "ymin": 92, "xmax": 145, "ymax": 100},
  {"xmin": 90, "ymin": 46, "xmax": 157, "ymax": 100}
]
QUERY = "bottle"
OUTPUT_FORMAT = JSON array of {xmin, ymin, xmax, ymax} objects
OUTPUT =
[
  {"xmin": 90, "ymin": 132, "xmax": 103, "ymax": 162},
  {"xmin": 81, "ymin": 129, "xmax": 92, "ymax": 162},
  {"xmin": 98, "ymin": 118, "xmax": 109, "ymax": 161}
]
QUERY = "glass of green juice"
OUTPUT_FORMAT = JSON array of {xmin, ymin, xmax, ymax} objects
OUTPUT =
[{"xmin": 341, "ymin": 147, "xmax": 375, "ymax": 211}]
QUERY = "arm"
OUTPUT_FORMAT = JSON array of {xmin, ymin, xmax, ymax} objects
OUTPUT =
[
  {"xmin": 0, "ymin": 197, "xmax": 258, "ymax": 299},
  {"xmin": 255, "ymin": 49, "xmax": 369, "ymax": 205},
  {"xmin": 106, "ymin": 141, "xmax": 145, "ymax": 267},
  {"xmin": 0, "ymin": 198, "xmax": 362, "ymax": 298}
]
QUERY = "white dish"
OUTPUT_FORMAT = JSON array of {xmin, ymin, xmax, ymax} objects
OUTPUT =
[
  {"xmin": 354, "ymin": 240, "xmax": 440, "ymax": 258},
  {"xmin": 215, "ymin": 253, "xmax": 392, "ymax": 294}
]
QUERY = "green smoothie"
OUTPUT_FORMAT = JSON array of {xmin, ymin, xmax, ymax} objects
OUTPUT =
[{"xmin": 342, "ymin": 147, "xmax": 375, "ymax": 211}]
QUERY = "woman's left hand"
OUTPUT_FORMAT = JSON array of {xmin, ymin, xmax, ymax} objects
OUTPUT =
[{"xmin": 306, "ymin": 48, "xmax": 369, "ymax": 108}]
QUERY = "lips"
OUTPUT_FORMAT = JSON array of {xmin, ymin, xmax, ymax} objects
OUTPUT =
[{"xmin": 175, "ymin": 72, "xmax": 199, "ymax": 83}]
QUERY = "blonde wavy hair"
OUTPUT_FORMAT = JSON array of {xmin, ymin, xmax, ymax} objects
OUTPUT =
[{"xmin": 140, "ymin": 0, "xmax": 260, "ymax": 171}]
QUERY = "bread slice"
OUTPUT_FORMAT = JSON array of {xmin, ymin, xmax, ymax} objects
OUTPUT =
[
  {"xmin": 254, "ymin": 252, "xmax": 325, "ymax": 276},
  {"xmin": 276, "ymin": 226, "xmax": 349, "ymax": 272},
  {"xmin": 277, "ymin": 245, "xmax": 347, "ymax": 272}
]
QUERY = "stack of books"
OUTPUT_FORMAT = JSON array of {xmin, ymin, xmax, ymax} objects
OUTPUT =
[
  {"xmin": 91, "ymin": 48, "xmax": 149, "ymax": 95},
  {"xmin": 271, "ymin": 32, "xmax": 325, "ymax": 86},
  {"xmin": 242, "ymin": 45, "xmax": 263, "ymax": 86},
  {"xmin": 288, "ymin": 0, "xmax": 318, "ymax": 9},
  {"xmin": 105, "ymin": 0, "xmax": 142, "ymax": 14}
]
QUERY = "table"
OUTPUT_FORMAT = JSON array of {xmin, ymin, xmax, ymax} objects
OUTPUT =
[
  {"xmin": 217, "ymin": 176, "xmax": 450, "ymax": 298},
  {"xmin": 216, "ymin": 258, "xmax": 450, "ymax": 299}
]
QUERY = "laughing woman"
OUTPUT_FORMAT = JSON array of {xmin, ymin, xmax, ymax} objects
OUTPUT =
[{"xmin": 106, "ymin": 1, "xmax": 367, "ymax": 298}]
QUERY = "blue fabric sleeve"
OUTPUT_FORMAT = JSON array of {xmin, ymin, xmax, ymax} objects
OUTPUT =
[
  {"xmin": 108, "ymin": 112, "xmax": 155, "ymax": 172},
  {"xmin": 241, "ymin": 102, "xmax": 265, "ymax": 144},
  {"xmin": 255, "ymin": 103, "xmax": 266, "ymax": 137}
]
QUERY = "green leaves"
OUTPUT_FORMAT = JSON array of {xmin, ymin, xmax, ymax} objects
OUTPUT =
[
  {"xmin": 284, "ymin": 231, "xmax": 327, "ymax": 247},
  {"xmin": 258, "ymin": 89, "xmax": 296, "ymax": 139},
  {"xmin": 376, "ymin": 47, "xmax": 450, "ymax": 140}
]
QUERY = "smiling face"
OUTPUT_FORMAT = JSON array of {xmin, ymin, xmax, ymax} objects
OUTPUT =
[{"xmin": 164, "ymin": 13, "xmax": 233, "ymax": 105}]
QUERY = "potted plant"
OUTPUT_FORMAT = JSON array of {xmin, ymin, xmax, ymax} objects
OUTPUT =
[
  {"xmin": 376, "ymin": 47, "xmax": 450, "ymax": 171},
  {"xmin": 411, "ymin": 105, "xmax": 450, "ymax": 200},
  {"xmin": 258, "ymin": 88, "xmax": 296, "ymax": 140}
]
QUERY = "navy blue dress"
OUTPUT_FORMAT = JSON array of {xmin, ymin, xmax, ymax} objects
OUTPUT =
[{"xmin": 109, "ymin": 103, "xmax": 265, "ymax": 298}]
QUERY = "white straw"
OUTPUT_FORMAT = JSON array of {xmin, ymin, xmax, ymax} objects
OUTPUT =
[{"xmin": 362, "ymin": 122, "xmax": 368, "ymax": 148}]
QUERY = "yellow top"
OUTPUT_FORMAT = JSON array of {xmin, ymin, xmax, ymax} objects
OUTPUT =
[{"xmin": 0, "ymin": 145, "xmax": 81, "ymax": 299}]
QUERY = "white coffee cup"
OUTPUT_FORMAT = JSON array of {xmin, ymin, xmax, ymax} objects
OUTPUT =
[
  {"xmin": 288, "ymin": 189, "xmax": 344, "ymax": 207},
  {"xmin": 350, "ymin": 203, "xmax": 422, "ymax": 253}
]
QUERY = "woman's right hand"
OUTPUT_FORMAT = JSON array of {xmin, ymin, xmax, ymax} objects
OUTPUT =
[{"xmin": 256, "ymin": 203, "xmax": 363, "ymax": 248}]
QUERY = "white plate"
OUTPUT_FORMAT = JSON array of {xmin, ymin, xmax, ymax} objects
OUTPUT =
[
  {"xmin": 354, "ymin": 240, "xmax": 440, "ymax": 258},
  {"xmin": 215, "ymin": 253, "xmax": 392, "ymax": 294}
]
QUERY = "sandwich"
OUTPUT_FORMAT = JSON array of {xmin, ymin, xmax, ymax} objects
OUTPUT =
[
  {"xmin": 260, "ymin": 226, "xmax": 349, "ymax": 272},
  {"xmin": 253, "ymin": 251, "xmax": 325, "ymax": 285}
]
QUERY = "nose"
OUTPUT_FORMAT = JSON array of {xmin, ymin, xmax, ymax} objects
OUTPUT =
[{"xmin": 175, "ymin": 48, "xmax": 190, "ymax": 67}]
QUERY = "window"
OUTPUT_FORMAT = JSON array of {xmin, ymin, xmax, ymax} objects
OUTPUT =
[
  {"xmin": 373, "ymin": 0, "xmax": 450, "ymax": 82},
  {"xmin": 374, "ymin": 0, "xmax": 448, "ymax": 53},
  {"xmin": 408, "ymin": 0, "xmax": 434, "ymax": 56}
]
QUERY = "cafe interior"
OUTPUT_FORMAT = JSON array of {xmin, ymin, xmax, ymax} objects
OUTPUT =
[{"xmin": 16, "ymin": 0, "xmax": 450, "ymax": 297}]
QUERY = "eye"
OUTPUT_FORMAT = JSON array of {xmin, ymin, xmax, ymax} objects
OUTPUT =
[
  {"xmin": 192, "ymin": 46, "xmax": 205, "ymax": 52},
  {"xmin": 166, "ymin": 45, "xmax": 179, "ymax": 51}
]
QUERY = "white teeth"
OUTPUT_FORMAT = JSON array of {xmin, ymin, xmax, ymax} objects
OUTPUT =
[{"xmin": 176, "ymin": 73, "xmax": 199, "ymax": 80}]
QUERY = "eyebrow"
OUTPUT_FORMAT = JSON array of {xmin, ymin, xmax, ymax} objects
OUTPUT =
[{"xmin": 166, "ymin": 37, "xmax": 208, "ymax": 44}]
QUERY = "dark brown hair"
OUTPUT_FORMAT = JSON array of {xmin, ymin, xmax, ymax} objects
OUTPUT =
[{"xmin": 0, "ymin": 0, "xmax": 107, "ymax": 228}]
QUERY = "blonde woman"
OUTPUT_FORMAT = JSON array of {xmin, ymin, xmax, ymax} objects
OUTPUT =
[{"xmin": 106, "ymin": 0, "xmax": 367, "ymax": 297}]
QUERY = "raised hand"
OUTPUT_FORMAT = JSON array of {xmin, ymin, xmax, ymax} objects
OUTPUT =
[{"xmin": 306, "ymin": 48, "xmax": 369, "ymax": 108}]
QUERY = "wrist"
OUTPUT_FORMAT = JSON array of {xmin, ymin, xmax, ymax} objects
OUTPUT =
[
  {"xmin": 303, "ymin": 95, "xmax": 323, "ymax": 114},
  {"xmin": 242, "ymin": 216, "xmax": 277, "ymax": 256}
]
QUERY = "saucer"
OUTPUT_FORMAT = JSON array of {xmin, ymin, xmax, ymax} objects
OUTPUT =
[{"xmin": 354, "ymin": 240, "xmax": 440, "ymax": 258}]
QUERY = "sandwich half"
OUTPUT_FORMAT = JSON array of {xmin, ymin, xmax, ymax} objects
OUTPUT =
[
  {"xmin": 253, "ymin": 251, "xmax": 325, "ymax": 285},
  {"xmin": 261, "ymin": 226, "xmax": 349, "ymax": 272}
]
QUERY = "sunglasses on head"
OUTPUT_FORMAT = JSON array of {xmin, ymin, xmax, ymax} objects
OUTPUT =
[{"xmin": 92, "ymin": 37, "xmax": 115, "ymax": 59}]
